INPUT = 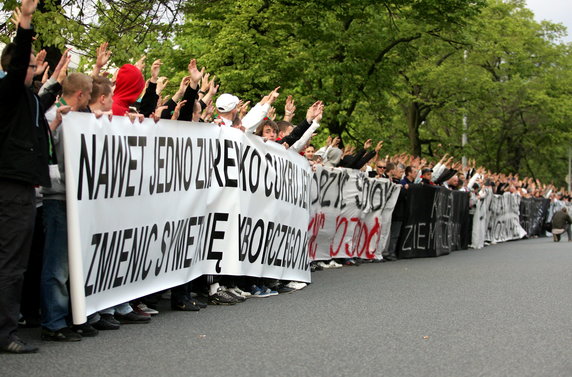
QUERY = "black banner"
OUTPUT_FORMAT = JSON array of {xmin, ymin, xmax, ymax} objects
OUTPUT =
[
  {"xmin": 397, "ymin": 185, "xmax": 469, "ymax": 258},
  {"xmin": 519, "ymin": 197, "xmax": 550, "ymax": 237}
]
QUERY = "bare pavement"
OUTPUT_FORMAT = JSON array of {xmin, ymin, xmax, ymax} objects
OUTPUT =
[{"xmin": 2, "ymin": 237, "xmax": 571, "ymax": 377}]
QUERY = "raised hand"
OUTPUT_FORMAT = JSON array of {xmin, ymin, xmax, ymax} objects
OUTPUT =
[
  {"xmin": 200, "ymin": 73, "xmax": 211, "ymax": 93},
  {"xmin": 268, "ymin": 106, "xmax": 277, "ymax": 121},
  {"xmin": 238, "ymin": 100, "xmax": 250, "ymax": 119},
  {"xmin": 34, "ymin": 49, "xmax": 48, "ymax": 76},
  {"xmin": 305, "ymin": 101, "xmax": 322, "ymax": 123},
  {"xmin": 314, "ymin": 102, "xmax": 324, "ymax": 123},
  {"xmin": 151, "ymin": 106, "xmax": 168, "ymax": 123},
  {"xmin": 95, "ymin": 42, "xmax": 112, "ymax": 70},
  {"xmin": 156, "ymin": 76, "xmax": 168, "ymax": 94},
  {"xmin": 150, "ymin": 59, "xmax": 162, "ymax": 82},
  {"xmin": 375, "ymin": 140, "xmax": 384, "ymax": 153},
  {"xmin": 202, "ymin": 103, "xmax": 215, "ymax": 122},
  {"xmin": 172, "ymin": 100, "xmax": 187, "ymax": 120},
  {"xmin": 208, "ymin": 77, "xmax": 219, "ymax": 96},
  {"xmin": 20, "ymin": 0, "xmax": 38, "ymax": 16},
  {"xmin": 134, "ymin": 55, "xmax": 146, "ymax": 71},
  {"xmin": 55, "ymin": 51, "xmax": 72, "ymax": 84},
  {"xmin": 187, "ymin": 58, "xmax": 204, "ymax": 87},
  {"xmin": 10, "ymin": 7, "xmax": 21, "ymax": 28}
]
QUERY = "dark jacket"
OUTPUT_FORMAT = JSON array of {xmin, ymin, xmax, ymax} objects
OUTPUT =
[
  {"xmin": 551, "ymin": 210, "xmax": 572, "ymax": 229},
  {"xmin": 0, "ymin": 27, "xmax": 51, "ymax": 187}
]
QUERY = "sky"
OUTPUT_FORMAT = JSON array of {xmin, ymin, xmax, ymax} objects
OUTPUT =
[{"xmin": 525, "ymin": 0, "xmax": 572, "ymax": 43}]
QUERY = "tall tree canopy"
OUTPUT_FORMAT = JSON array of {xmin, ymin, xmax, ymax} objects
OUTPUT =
[{"xmin": 1, "ymin": 0, "xmax": 571, "ymax": 184}]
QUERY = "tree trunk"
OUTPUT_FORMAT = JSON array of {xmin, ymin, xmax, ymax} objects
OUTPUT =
[{"xmin": 407, "ymin": 101, "xmax": 422, "ymax": 157}]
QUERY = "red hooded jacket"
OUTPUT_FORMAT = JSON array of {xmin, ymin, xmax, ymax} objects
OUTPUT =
[{"xmin": 112, "ymin": 64, "xmax": 145, "ymax": 116}]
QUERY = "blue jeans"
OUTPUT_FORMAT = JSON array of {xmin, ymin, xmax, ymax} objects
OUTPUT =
[{"xmin": 41, "ymin": 200, "xmax": 69, "ymax": 331}]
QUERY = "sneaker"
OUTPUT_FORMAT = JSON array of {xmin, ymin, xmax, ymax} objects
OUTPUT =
[
  {"xmin": 72, "ymin": 323, "xmax": 99, "ymax": 337},
  {"xmin": 41, "ymin": 327, "xmax": 82, "ymax": 342},
  {"xmin": 100, "ymin": 313, "xmax": 120, "ymax": 326},
  {"xmin": 250, "ymin": 285, "xmax": 276, "ymax": 297},
  {"xmin": 208, "ymin": 290, "xmax": 238, "ymax": 305},
  {"xmin": 222, "ymin": 288, "xmax": 246, "ymax": 302},
  {"xmin": 115, "ymin": 311, "xmax": 151, "ymax": 324},
  {"xmin": 191, "ymin": 297, "xmax": 208, "ymax": 309},
  {"xmin": 0, "ymin": 337, "xmax": 39, "ymax": 354},
  {"xmin": 250, "ymin": 285, "xmax": 271, "ymax": 298},
  {"xmin": 135, "ymin": 302, "xmax": 159, "ymax": 316},
  {"xmin": 93, "ymin": 317, "xmax": 120, "ymax": 331},
  {"xmin": 317, "ymin": 261, "xmax": 330, "ymax": 269},
  {"xmin": 285, "ymin": 281, "xmax": 307, "ymax": 290},
  {"xmin": 228, "ymin": 286, "xmax": 252, "ymax": 298},
  {"xmin": 18, "ymin": 316, "xmax": 41, "ymax": 328},
  {"xmin": 171, "ymin": 298, "xmax": 201, "ymax": 311},
  {"xmin": 260, "ymin": 285, "xmax": 279, "ymax": 296},
  {"xmin": 310, "ymin": 261, "xmax": 323, "ymax": 272},
  {"xmin": 276, "ymin": 284, "xmax": 296, "ymax": 294},
  {"xmin": 329, "ymin": 260, "xmax": 343, "ymax": 268},
  {"xmin": 344, "ymin": 259, "xmax": 357, "ymax": 266}
]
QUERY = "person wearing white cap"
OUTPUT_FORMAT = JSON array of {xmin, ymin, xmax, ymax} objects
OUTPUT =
[
  {"xmin": 215, "ymin": 93, "xmax": 240, "ymax": 127},
  {"xmin": 215, "ymin": 87, "xmax": 280, "ymax": 132}
]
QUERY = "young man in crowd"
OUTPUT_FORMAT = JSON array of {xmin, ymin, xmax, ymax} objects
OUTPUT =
[
  {"xmin": 401, "ymin": 166, "xmax": 417, "ymax": 188},
  {"xmin": 41, "ymin": 72, "xmax": 96, "ymax": 341},
  {"xmin": 0, "ymin": 0, "xmax": 51, "ymax": 354}
]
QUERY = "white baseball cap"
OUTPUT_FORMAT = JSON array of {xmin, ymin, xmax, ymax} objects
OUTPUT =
[{"xmin": 216, "ymin": 93, "xmax": 239, "ymax": 113}]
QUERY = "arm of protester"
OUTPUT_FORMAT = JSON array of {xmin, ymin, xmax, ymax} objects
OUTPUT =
[
  {"xmin": 177, "ymin": 59, "xmax": 202, "ymax": 121},
  {"xmin": 138, "ymin": 59, "xmax": 162, "ymax": 116},
  {"xmin": 171, "ymin": 100, "xmax": 187, "ymax": 121},
  {"xmin": 277, "ymin": 100, "xmax": 321, "ymax": 145},
  {"xmin": 432, "ymin": 161, "xmax": 448, "ymax": 182},
  {"xmin": 290, "ymin": 119, "xmax": 321, "ymax": 152},
  {"xmin": 33, "ymin": 49, "xmax": 48, "ymax": 78},
  {"xmin": 199, "ymin": 72, "xmax": 210, "ymax": 100},
  {"xmin": 140, "ymin": 83, "xmax": 160, "ymax": 117},
  {"xmin": 283, "ymin": 95, "xmax": 296, "ymax": 122},
  {"xmin": 49, "ymin": 105, "xmax": 71, "ymax": 131},
  {"xmin": 355, "ymin": 150, "xmax": 377, "ymax": 170},
  {"xmin": 55, "ymin": 53, "xmax": 71, "ymax": 84},
  {"xmin": 171, "ymin": 76, "xmax": 190, "ymax": 103},
  {"xmin": 467, "ymin": 172, "xmax": 481, "ymax": 190},
  {"xmin": 243, "ymin": 87, "xmax": 280, "ymax": 133},
  {"xmin": 0, "ymin": 2, "xmax": 37, "ymax": 102},
  {"xmin": 92, "ymin": 42, "xmax": 112, "ymax": 77},
  {"xmin": 38, "ymin": 78, "xmax": 62, "ymax": 110},
  {"xmin": 187, "ymin": 58, "xmax": 203, "ymax": 90},
  {"xmin": 201, "ymin": 77, "xmax": 218, "ymax": 109},
  {"xmin": 134, "ymin": 55, "xmax": 146, "ymax": 71},
  {"xmin": 201, "ymin": 102, "xmax": 215, "ymax": 122}
]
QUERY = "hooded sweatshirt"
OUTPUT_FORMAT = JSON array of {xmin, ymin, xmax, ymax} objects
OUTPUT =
[{"xmin": 112, "ymin": 64, "xmax": 145, "ymax": 116}]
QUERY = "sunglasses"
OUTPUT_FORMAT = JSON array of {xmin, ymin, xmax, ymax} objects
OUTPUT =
[{"xmin": 377, "ymin": 166, "xmax": 385, "ymax": 169}]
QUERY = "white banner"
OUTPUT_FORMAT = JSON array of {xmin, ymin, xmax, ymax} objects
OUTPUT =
[
  {"xmin": 484, "ymin": 192, "xmax": 527, "ymax": 244},
  {"xmin": 470, "ymin": 188, "xmax": 493, "ymax": 249},
  {"xmin": 62, "ymin": 113, "xmax": 312, "ymax": 321},
  {"xmin": 308, "ymin": 166, "xmax": 400, "ymax": 260}
]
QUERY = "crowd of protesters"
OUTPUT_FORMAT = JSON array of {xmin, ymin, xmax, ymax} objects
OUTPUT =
[{"xmin": 1, "ymin": 0, "xmax": 570, "ymax": 354}]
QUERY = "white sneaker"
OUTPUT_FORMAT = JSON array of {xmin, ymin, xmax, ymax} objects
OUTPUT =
[
  {"xmin": 328, "ymin": 260, "xmax": 342, "ymax": 268},
  {"xmin": 228, "ymin": 286, "xmax": 251, "ymax": 298},
  {"xmin": 317, "ymin": 261, "xmax": 330, "ymax": 269},
  {"xmin": 285, "ymin": 281, "xmax": 307, "ymax": 290}
]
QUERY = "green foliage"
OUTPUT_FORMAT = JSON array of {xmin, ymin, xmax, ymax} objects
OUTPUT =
[{"xmin": 1, "ymin": 0, "xmax": 571, "ymax": 184}]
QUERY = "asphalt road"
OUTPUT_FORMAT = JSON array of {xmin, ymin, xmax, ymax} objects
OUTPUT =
[{"xmin": 2, "ymin": 237, "xmax": 571, "ymax": 377}]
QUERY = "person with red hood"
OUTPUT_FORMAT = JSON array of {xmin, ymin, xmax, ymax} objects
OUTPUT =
[{"xmin": 112, "ymin": 64, "xmax": 145, "ymax": 116}]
